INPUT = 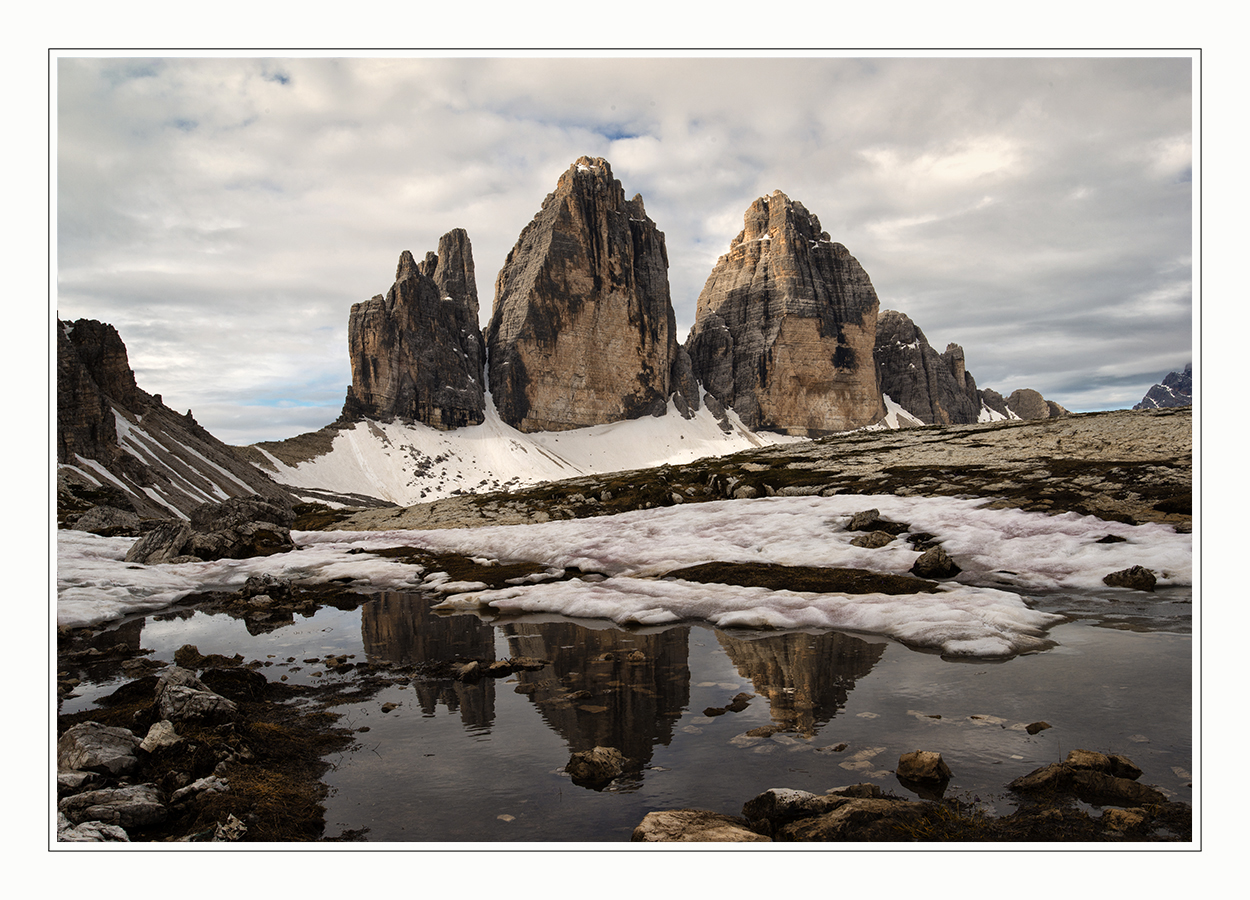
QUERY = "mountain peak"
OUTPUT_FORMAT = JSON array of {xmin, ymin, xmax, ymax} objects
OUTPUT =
[{"xmin": 486, "ymin": 157, "xmax": 693, "ymax": 433}]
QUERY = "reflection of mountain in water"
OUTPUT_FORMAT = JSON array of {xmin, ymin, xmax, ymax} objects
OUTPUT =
[
  {"xmin": 360, "ymin": 592, "xmax": 497, "ymax": 728},
  {"xmin": 717, "ymin": 630, "xmax": 885, "ymax": 736},
  {"xmin": 503, "ymin": 622, "xmax": 690, "ymax": 767}
]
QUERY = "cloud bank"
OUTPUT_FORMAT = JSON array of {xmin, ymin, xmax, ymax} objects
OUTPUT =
[{"xmin": 56, "ymin": 54, "xmax": 1194, "ymax": 445}]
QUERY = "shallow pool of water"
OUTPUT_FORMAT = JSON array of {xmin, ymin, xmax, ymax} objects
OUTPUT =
[{"xmin": 59, "ymin": 588, "xmax": 1192, "ymax": 843}]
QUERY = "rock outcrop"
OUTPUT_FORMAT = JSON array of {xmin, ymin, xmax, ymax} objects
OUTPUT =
[
  {"xmin": 56, "ymin": 318, "xmax": 296, "ymax": 522},
  {"xmin": 342, "ymin": 229, "xmax": 486, "ymax": 429},
  {"xmin": 686, "ymin": 191, "xmax": 885, "ymax": 436},
  {"xmin": 486, "ymin": 156, "xmax": 695, "ymax": 432},
  {"xmin": 875, "ymin": 310, "xmax": 1069, "ymax": 424},
  {"xmin": 123, "ymin": 496, "xmax": 295, "ymax": 564},
  {"xmin": 1134, "ymin": 363, "xmax": 1192, "ymax": 410},
  {"xmin": 874, "ymin": 310, "xmax": 984, "ymax": 425}
]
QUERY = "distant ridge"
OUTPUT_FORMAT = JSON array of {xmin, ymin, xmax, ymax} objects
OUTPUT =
[{"xmin": 1134, "ymin": 363, "xmax": 1192, "ymax": 410}]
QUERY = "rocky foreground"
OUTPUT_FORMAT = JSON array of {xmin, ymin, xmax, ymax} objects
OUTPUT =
[
  {"xmin": 629, "ymin": 749, "xmax": 1191, "ymax": 842},
  {"xmin": 57, "ymin": 405, "xmax": 1192, "ymax": 843},
  {"xmin": 329, "ymin": 406, "xmax": 1191, "ymax": 533}
]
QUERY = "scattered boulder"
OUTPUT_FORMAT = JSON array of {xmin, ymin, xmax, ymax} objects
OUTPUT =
[
  {"xmin": 154, "ymin": 666, "xmax": 239, "ymax": 724},
  {"xmin": 72, "ymin": 505, "xmax": 142, "ymax": 537},
  {"xmin": 124, "ymin": 521, "xmax": 196, "ymax": 565},
  {"xmin": 139, "ymin": 720, "xmax": 182, "ymax": 753},
  {"xmin": 1103, "ymin": 566, "xmax": 1157, "ymax": 592},
  {"xmin": 910, "ymin": 546, "xmax": 961, "ymax": 579},
  {"xmin": 851, "ymin": 530, "xmax": 894, "ymax": 549},
  {"xmin": 170, "ymin": 775, "xmax": 229, "ymax": 805},
  {"xmin": 848, "ymin": 508, "xmax": 881, "ymax": 531},
  {"xmin": 1026, "ymin": 721, "xmax": 1052, "ymax": 735},
  {"xmin": 742, "ymin": 788, "xmax": 842, "ymax": 833},
  {"xmin": 125, "ymin": 496, "xmax": 295, "ymax": 564},
  {"xmin": 631, "ymin": 809, "xmax": 770, "ymax": 842},
  {"xmin": 896, "ymin": 750, "xmax": 952, "ymax": 784},
  {"xmin": 566, "ymin": 746, "xmax": 629, "ymax": 789},
  {"xmin": 1008, "ymin": 750, "xmax": 1166, "ymax": 806},
  {"xmin": 1101, "ymin": 808, "xmax": 1148, "ymax": 833},
  {"xmin": 846, "ymin": 508, "xmax": 909, "ymax": 534},
  {"xmin": 58, "ymin": 722, "xmax": 142, "ymax": 776},
  {"xmin": 58, "ymin": 783, "xmax": 167, "ymax": 829},
  {"xmin": 57, "ymin": 812, "xmax": 131, "ymax": 842}
]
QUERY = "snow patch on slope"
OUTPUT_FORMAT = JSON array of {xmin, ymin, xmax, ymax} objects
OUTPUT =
[{"xmin": 260, "ymin": 399, "xmax": 805, "ymax": 506}]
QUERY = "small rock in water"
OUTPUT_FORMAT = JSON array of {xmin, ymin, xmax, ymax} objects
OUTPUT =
[
  {"xmin": 1103, "ymin": 565, "xmax": 1157, "ymax": 592},
  {"xmin": 1026, "ymin": 721, "xmax": 1052, "ymax": 735},
  {"xmin": 566, "ymin": 746, "xmax": 629, "ymax": 789},
  {"xmin": 896, "ymin": 750, "xmax": 953, "ymax": 784}
]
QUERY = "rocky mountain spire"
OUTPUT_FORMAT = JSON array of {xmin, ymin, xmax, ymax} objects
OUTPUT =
[
  {"xmin": 685, "ymin": 190, "xmax": 885, "ymax": 435},
  {"xmin": 486, "ymin": 156, "xmax": 695, "ymax": 433},
  {"xmin": 342, "ymin": 228, "xmax": 486, "ymax": 430},
  {"xmin": 874, "ymin": 310, "xmax": 983, "ymax": 425}
]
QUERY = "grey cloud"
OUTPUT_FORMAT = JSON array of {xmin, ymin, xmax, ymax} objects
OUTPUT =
[{"xmin": 56, "ymin": 54, "xmax": 1193, "ymax": 444}]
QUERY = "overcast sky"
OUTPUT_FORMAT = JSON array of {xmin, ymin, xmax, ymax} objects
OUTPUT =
[{"xmin": 55, "ymin": 53, "xmax": 1194, "ymax": 445}]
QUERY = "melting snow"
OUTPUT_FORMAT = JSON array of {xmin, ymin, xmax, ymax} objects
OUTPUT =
[
  {"xmin": 261, "ymin": 399, "xmax": 803, "ymax": 506},
  {"xmin": 58, "ymin": 494, "xmax": 1190, "ymax": 659}
]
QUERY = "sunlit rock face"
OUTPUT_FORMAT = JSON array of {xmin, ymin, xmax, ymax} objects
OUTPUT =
[
  {"xmin": 343, "ymin": 229, "xmax": 486, "ymax": 430},
  {"xmin": 686, "ymin": 191, "xmax": 886, "ymax": 436},
  {"xmin": 487, "ymin": 156, "xmax": 695, "ymax": 432}
]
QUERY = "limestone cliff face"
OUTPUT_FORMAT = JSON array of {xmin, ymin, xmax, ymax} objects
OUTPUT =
[
  {"xmin": 685, "ymin": 191, "xmax": 885, "ymax": 436},
  {"xmin": 343, "ymin": 229, "xmax": 485, "ymax": 430},
  {"xmin": 486, "ymin": 156, "xmax": 694, "ymax": 433},
  {"xmin": 874, "ymin": 310, "xmax": 983, "ymax": 425}
]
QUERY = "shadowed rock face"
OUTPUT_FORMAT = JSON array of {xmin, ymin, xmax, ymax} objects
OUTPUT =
[
  {"xmin": 58, "ymin": 320, "xmax": 127, "ymax": 464},
  {"xmin": 1134, "ymin": 364, "xmax": 1192, "ymax": 410},
  {"xmin": 686, "ymin": 191, "xmax": 886, "ymax": 436},
  {"xmin": 56, "ymin": 318, "xmax": 295, "ymax": 520},
  {"xmin": 343, "ymin": 229, "xmax": 486, "ymax": 430},
  {"xmin": 874, "ymin": 310, "xmax": 983, "ymax": 425},
  {"xmin": 487, "ymin": 156, "xmax": 693, "ymax": 432}
]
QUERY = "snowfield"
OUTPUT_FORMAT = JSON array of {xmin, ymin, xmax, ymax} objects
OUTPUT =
[
  {"xmin": 253, "ymin": 398, "xmax": 805, "ymax": 506},
  {"xmin": 57, "ymin": 494, "xmax": 1191, "ymax": 659}
]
